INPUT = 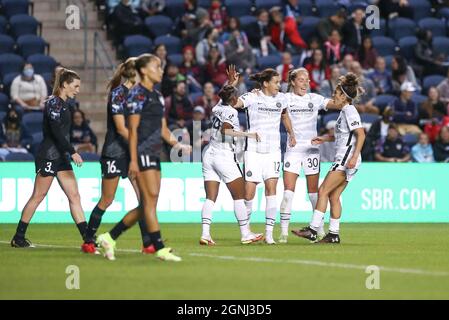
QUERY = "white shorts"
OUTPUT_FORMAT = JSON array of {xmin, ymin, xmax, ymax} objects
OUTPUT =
[
  {"xmin": 244, "ymin": 151, "xmax": 281, "ymax": 183},
  {"xmin": 283, "ymin": 149, "xmax": 320, "ymax": 176},
  {"xmin": 202, "ymin": 146, "xmax": 243, "ymax": 183},
  {"xmin": 329, "ymin": 154, "xmax": 361, "ymax": 182}
]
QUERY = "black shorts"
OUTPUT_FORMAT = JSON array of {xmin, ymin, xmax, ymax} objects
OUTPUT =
[
  {"xmin": 100, "ymin": 156, "xmax": 129, "ymax": 179},
  {"xmin": 35, "ymin": 157, "xmax": 72, "ymax": 177},
  {"xmin": 138, "ymin": 153, "xmax": 161, "ymax": 172}
]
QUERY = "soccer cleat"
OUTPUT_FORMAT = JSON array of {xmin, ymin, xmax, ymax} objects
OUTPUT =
[
  {"xmin": 142, "ymin": 244, "xmax": 156, "ymax": 254},
  {"xmin": 156, "ymin": 248, "xmax": 182, "ymax": 262},
  {"xmin": 278, "ymin": 234, "xmax": 288, "ymax": 244},
  {"xmin": 264, "ymin": 237, "xmax": 276, "ymax": 245},
  {"xmin": 97, "ymin": 232, "xmax": 116, "ymax": 260},
  {"xmin": 10, "ymin": 237, "xmax": 35, "ymax": 248},
  {"xmin": 291, "ymin": 226, "xmax": 318, "ymax": 241},
  {"xmin": 199, "ymin": 237, "xmax": 216, "ymax": 246},
  {"xmin": 317, "ymin": 233, "xmax": 341, "ymax": 244},
  {"xmin": 241, "ymin": 232, "xmax": 263, "ymax": 244},
  {"xmin": 81, "ymin": 242, "xmax": 100, "ymax": 254}
]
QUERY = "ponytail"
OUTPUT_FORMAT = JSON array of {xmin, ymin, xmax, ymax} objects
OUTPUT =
[
  {"xmin": 249, "ymin": 68, "xmax": 279, "ymax": 89},
  {"xmin": 107, "ymin": 57, "xmax": 137, "ymax": 91},
  {"xmin": 52, "ymin": 67, "xmax": 80, "ymax": 96}
]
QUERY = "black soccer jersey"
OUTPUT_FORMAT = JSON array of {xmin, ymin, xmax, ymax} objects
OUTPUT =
[
  {"xmin": 127, "ymin": 83, "xmax": 164, "ymax": 157},
  {"xmin": 37, "ymin": 95, "xmax": 75, "ymax": 160},
  {"xmin": 101, "ymin": 84, "xmax": 129, "ymax": 159}
]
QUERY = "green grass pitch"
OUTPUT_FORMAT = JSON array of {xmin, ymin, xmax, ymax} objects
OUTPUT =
[{"xmin": 1, "ymin": 223, "xmax": 449, "ymax": 299}]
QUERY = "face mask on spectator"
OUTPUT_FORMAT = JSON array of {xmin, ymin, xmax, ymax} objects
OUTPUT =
[
  {"xmin": 8, "ymin": 115, "xmax": 18, "ymax": 123},
  {"xmin": 23, "ymin": 68, "xmax": 34, "ymax": 78}
]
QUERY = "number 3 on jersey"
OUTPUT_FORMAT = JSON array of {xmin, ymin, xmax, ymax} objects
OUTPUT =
[{"xmin": 307, "ymin": 157, "xmax": 319, "ymax": 169}]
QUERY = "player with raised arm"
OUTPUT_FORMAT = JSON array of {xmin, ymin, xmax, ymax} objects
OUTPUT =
[
  {"xmin": 292, "ymin": 73, "xmax": 365, "ymax": 243},
  {"xmin": 278, "ymin": 68, "xmax": 336, "ymax": 243},
  {"xmin": 11, "ymin": 68, "xmax": 87, "ymax": 248},
  {"xmin": 228, "ymin": 66, "xmax": 296, "ymax": 244},
  {"xmin": 81, "ymin": 58, "xmax": 155, "ymax": 254},
  {"xmin": 96, "ymin": 54, "xmax": 191, "ymax": 261},
  {"xmin": 200, "ymin": 84, "xmax": 264, "ymax": 245}
]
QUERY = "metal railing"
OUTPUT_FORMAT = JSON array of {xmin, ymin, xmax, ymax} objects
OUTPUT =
[{"xmin": 93, "ymin": 31, "xmax": 115, "ymax": 91}]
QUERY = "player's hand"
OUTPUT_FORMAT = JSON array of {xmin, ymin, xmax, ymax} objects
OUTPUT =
[
  {"xmin": 226, "ymin": 64, "xmax": 240, "ymax": 86},
  {"xmin": 175, "ymin": 143, "xmax": 192, "ymax": 155},
  {"xmin": 252, "ymin": 132, "xmax": 261, "ymax": 142},
  {"xmin": 251, "ymin": 88, "xmax": 261, "ymax": 95},
  {"xmin": 71, "ymin": 153, "xmax": 83, "ymax": 167},
  {"xmin": 128, "ymin": 161, "xmax": 139, "ymax": 180},
  {"xmin": 289, "ymin": 135, "xmax": 297, "ymax": 147},
  {"xmin": 311, "ymin": 136, "xmax": 326, "ymax": 145},
  {"xmin": 347, "ymin": 156, "xmax": 357, "ymax": 169}
]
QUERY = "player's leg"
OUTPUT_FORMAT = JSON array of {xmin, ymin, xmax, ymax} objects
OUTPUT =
[
  {"xmin": 56, "ymin": 170, "xmax": 88, "ymax": 242},
  {"xmin": 11, "ymin": 174, "xmax": 54, "ymax": 247},
  {"xmin": 279, "ymin": 171, "xmax": 298, "ymax": 243},
  {"xmin": 263, "ymin": 178, "xmax": 278, "ymax": 244},
  {"xmin": 200, "ymin": 180, "xmax": 219, "ymax": 245},
  {"xmin": 306, "ymin": 173, "xmax": 325, "ymax": 238},
  {"xmin": 318, "ymin": 180, "xmax": 348, "ymax": 244},
  {"xmin": 244, "ymin": 181, "xmax": 258, "ymax": 229}
]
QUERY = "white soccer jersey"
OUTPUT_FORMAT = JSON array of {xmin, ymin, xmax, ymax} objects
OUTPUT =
[
  {"xmin": 283, "ymin": 92, "xmax": 330, "ymax": 152},
  {"xmin": 209, "ymin": 102, "xmax": 240, "ymax": 151},
  {"xmin": 239, "ymin": 91, "xmax": 287, "ymax": 153},
  {"xmin": 334, "ymin": 104, "xmax": 363, "ymax": 165}
]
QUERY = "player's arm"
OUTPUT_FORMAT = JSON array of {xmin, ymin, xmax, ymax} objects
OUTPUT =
[
  {"xmin": 347, "ymin": 127, "xmax": 365, "ymax": 169},
  {"xmin": 222, "ymin": 122, "xmax": 260, "ymax": 141},
  {"xmin": 161, "ymin": 117, "xmax": 192, "ymax": 153},
  {"xmin": 325, "ymin": 99, "xmax": 337, "ymax": 109},
  {"xmin": 112, "ymin": 115, "xmax": 129, "ymax": 141},
  {"xmin": 128, "ymin": 114, "xmax": 140, "ymax": 179},
  {"xmin": 281, "ymin": 109, "xmax": 296, "ymax": 147},
  {"xmin": 311, "ymin": 135, "xmax": 335, "ymax": 144}
]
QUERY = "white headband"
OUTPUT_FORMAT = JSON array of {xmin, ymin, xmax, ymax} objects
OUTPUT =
[{"xmin": 340, "ymin": 85, "xmax": 353, "ymax": 101}]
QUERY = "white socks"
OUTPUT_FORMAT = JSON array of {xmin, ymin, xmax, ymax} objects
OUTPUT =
[
  {"xmin": 280, "ymin": 190, "xmax": 294, "ymax": 236},
  {"xmin": 244, "ymin": 199, "xmax": 253, "ymax": 229},
  {"xmin": 201, "ymin": 199, "xmax": 214, "ymax": 238},
  {"xmin": 234, "ymin": 199, "xmax": 250, "ymax": 237},
  {"xmin": 310, "ymin": 209, "xmax": 325, "ymax": 231},
  {"xmin": 265, "ymin": 195, "xmax": 277, "ymax": 240},
  {"xmin": 308, "ymin": 192, "xmax": 324, "ymax": 235},
  {"xmin": 329, "ymin": 218, "xmax": 340, "ymax": 235}
]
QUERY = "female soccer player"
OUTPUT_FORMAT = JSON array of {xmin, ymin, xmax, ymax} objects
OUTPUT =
[
  {"xmin": 96, "ymin": 54, "xmax": 190, "ymax": 261},
  {"xmin": 278, "ymin": 68, "xmax": 336, "ymax": 243},
  {"xmin": 200, "ymin": 85, "xmax": 264, "ymax": 246},
  {"xmin": 82, "ymin": 58, "xmax": 155, "ymax": 254},
  {"xmin": 292, "ymin": 73, "xmax": 365, "ymax": 243},
  {"xmin": 11, "ymin": 68, "xmax": 87, "ymax": 248},
  {"xmin": 228, "ymin": 66, "xmax": 296, "ymax": 244}
]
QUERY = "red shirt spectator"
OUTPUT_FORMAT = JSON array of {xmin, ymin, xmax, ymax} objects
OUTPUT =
[
  {"xmin": 270, "ymin": 8, "xmax": 307, "ymax": 52},
  {"xmin": 208, "ymin": 0, "xmax": 227, "ymax": 31},
  {"xmin": 204, "ymin": 46, "xmax": 227, "ymax": 87},
  {"xmin": 304, "ymin": 49, "xmax": 330, "ymax": 91}
]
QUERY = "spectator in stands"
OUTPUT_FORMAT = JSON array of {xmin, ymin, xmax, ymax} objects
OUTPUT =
[
  {"xmin": 376, "ymin": 0, "xmax": 413, "ymax": 20},
  {"xmin": 434, "ymin": 126, "xmax": 449, "ymax": 162},
  {"xmin": 299, "ymin": 37, "xmax": 320, "ymax": 67},
  {"xmin": 186, "ymin": 105, "xmax": 211, "ymax": 153},
  {"xmin": 161, "ymin": 64, "xmax": 186, "ymax": 97},
  {"xmin": 196, "ymin": 27, "xmax": 225, "ymax": 66},
  {"xmin": 369, "ymin": 56, "xmax": 393, "ymax": 95},
  {"xmin": 154, "ymin": 44, "xmax": 169, "ymax": 71},
  {"xmin": 11, "ymin": 63, "xmax": 48, "ymax": 114},
  {"xmin": 0, "ymin": 108, "xmax": 32, "ymax": 160},
  {"xmin": 111, "ymin": 0, "xmax": 144, "ymax": 41},
  {"xmin": 220, "ymin": 17, "xmax": 247, "ymax": 43},
  {"xmin": 319, "ymin": 120, "xmax": 336, "ymax": 162},
  {"xmin": 324, "ymin": 29, "xmax": 344, "ymax": 66},
  {"xmin": 320, "ymin": 65, "xmax": 341, "ymax": 99},
  {"xmin": 350, "ymin": 61, "xmax": 378, "ymax": 114},
  {"xmin": 179, "ymin": 45, "xmax": 204, "ymax": 93},
  {"xmin": 391, "ymin": 55, "xmax": 421, "ymax": 95},
  {"xmin": 375, "ymin": 124, "xmax": 411, "ymax": 162},
  {"xmin": 411, "ymin": 133, "xmax": 435, "ymax": 162},
  {"xmin": 164, "ymin": 81, "xmax": 193, "ymax": 130},
  {"xmin": 421, "ymin": 87, "xmax": 448, "ymax": 120},
  {"xmin": 70, "ymin": 109, "xmax": 97, "ymax": 153},
  {"xmin": 357, "ymin": 37, "xmax": 378, "ymax": 71},
  {"xmin": 415, "ymin": 29, "xmax": 448, "ymax": 77},
  {"xmin": 224, "ymin": 29, "xmax": 256, "ymax": 75},
  {"xmin": 204, "ymin": 45, "xmax": 227, "ymax": 87},
  {"xmin": 317, "ymin": 9, "xmax": 346, "ymax": 43},
  {"xmin": 284, "ymin": 0, "xmax": 302, "ymax": 25},
  {"xmin": 140, "ymin": 0, "xmax": 165, "ymax": 16},
  {"xmin": 194, "ymin": 82, "xmax": 219, "ymax": 119},
  {"xmin": 179, "ymin": 6, "xmax": 212, "ymax": 46},
  {"xmin": 363, "ymin": 106, "xmax": 394, "ymax": 161},
  {"xmin": 339, "ymin": 53, "xmax": 354, "ymax": 75},
  {"xmin": 305, "ymin": 49, "xmax": 330, "ymax": 92},
  {"xmin": 107, "ymin": 0, "xmax": 140, "ymax": 13},
  {"xmin": 392, "ymin": 81, "xmax": 422, "ymax": 135},
  {"xmin": 269, "ymin": 6, "xmax": 307, "ymax": 55},
  {"xmin": 277, "ymin": 52, "xmax": 295, "ymax": 92},
  {"xmin": 246, "ymin": 9, "xmax": 272, "ymax": 56},
  {"xmin": 208, "ymin": 0, "xmax": 227, "ymax": 32},
  {"xmin": 436, "ymin": 68, "xmax": 449, "ymax": 104},
  {"xmin": 341, "ymin": 8, "xmax": 367, "ymax": 55}
]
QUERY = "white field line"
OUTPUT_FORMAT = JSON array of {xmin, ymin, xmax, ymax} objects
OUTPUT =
[{"xmin": 1, "ymin": 241, "xmax": 448, "ymax": 277}]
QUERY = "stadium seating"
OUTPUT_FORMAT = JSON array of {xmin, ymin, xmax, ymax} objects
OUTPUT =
[
  {"xmin": 239, "ymin": 15, "xmax": 257, "ymax": 32},
  {"xmin": 0, "ymin": 54, "xmax": 24, "ymax": 78},
  {"xmin": 30, "ymin": 131, "xmax": 43, "ymax": 154},
  {"xmin": 298, "ymin": 0, "xmax": 314, "ymax": 16},
  {"xmin": 403, "ymin": 133, "xmax": 419, "ymax": 146},
  {"xmin": 144, "ymin": 15, "xmax": 174, "ymax": 39},
  {"xmin": 315, "ymin": 0, "xmax": 340, "ymax": 17},
  {"xmin": 257, "ymin": 54, "xmax": 282, "ymax": 70},
  {"xmin": 322, "ymin": 113, "xmax": 339, "ymax": 127},
  {"xmin": 27, "ymin": 54, "xmax": 57, "ymax": 75},
  {"xmin": 9, "ymin": 14, "xmax": 39, "ymax": 38},
  {"xmin": 388, "ymin": 18, "xmax": 417, "ymax": 41},
  {"xmin": 0, "ymin": 34, "xmax": 15, "ymax": 54},
  {"xmin": 412, "ymin": 93, "xmax": 428, "ymax": 106},
  {"xmin": 22, "ymin": 112, "xmax": 43, "ymax": 135},
  {"xmin": 164, "ymin": 0, "xmax": 186, "ymax": 20},
  {"xmin": 5, "ymin": 152, "xmax": 34, "ymax": 161},
  {"xmin": 79, "ymin": 152, "xmax": 101, "ymax": 161},
  {"xmin": 1, "ymin": 0, "xmax": 30, "ymax": 18},
  {"xmin": 299, "ymin": 16, "xmax": 321, "ymax": 43},
  {"xmin": 373, "ymin": 94, "xmax": 396, "ymax": 111},
  {"xmin": 123, "ymin": 35, "xmax": 153, "ymax": 58},
  {"xmin": 168, "ymin": 53, "xmax": 183, "ymax": 66},
  {"xmin": 361, "ymin": 113, "xmax": 381, "ymax": 124},
  {"xmin": 17, "ymin": 35, "xmax": 48, "ymax": 58},
  {"xmin": 238, "ymin": 112, "xmax": 247, "ymax": 130},
  {"xmin": 408, "ymin": 0, "xmax": 432, "ymax": 20},
  {"xmin": 369, "ymin": 18, "xmax": 386, "ymax": 37},
  {"xmin": 0, "ymin": 92, "xmax": 9, "ymax": 112},
  {"xmin": 372, "ymin": 36, "xmax": 397, "ymax": 56},
  {"xmin": 398, "ymin": 36, "xmax": 418, "ymax": 62},
  {"xmin": 254, "ymin": 0, "xmax": 282, "ymax": 11},
  {"xmin": 154, "ymin": 35, "xmax": 182, "ymax": 55},
  {"xmin": 224, "ymin": 0, "xmax": 253, "ymax": 18},
  {"xmin": 423, "ymin": 75, "xmax": 446, "ymax": 94},
  {"xmin": 432, "ymin": 36, "xmax": 449, "ymax": 56},
  {"xmin": 1, "ymin": 72, "xmax": 19, "ymax": 97},
  {"xmin": 437, "ymin": 7, "xmax": 449, "ymax": 20},
  {"xmin": 418, "ymin": 17, "xmax": 446, "ymax": 37},
  {"xmin": 0, "ymin": 111, "xmax": 5, "ymax": 122},
  {"xmin": 0, "ymin": 15, "xmax": 7, "ymax": 34}
]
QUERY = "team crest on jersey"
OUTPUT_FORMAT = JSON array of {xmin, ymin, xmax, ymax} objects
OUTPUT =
[
  {"xmin": 308, "ymin": 103, "xmax": 313, "ymax": 109},
  {"xmin": 285, "ymin": 162, "xmax": 290, "ymax": 168},
  {"xmin": 246, "ymin": 171, "xmax": 252, "ymax": 177},
  {"xmin": 276, "ymin": 102, "xmax": 282, "ymax": 108}
]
